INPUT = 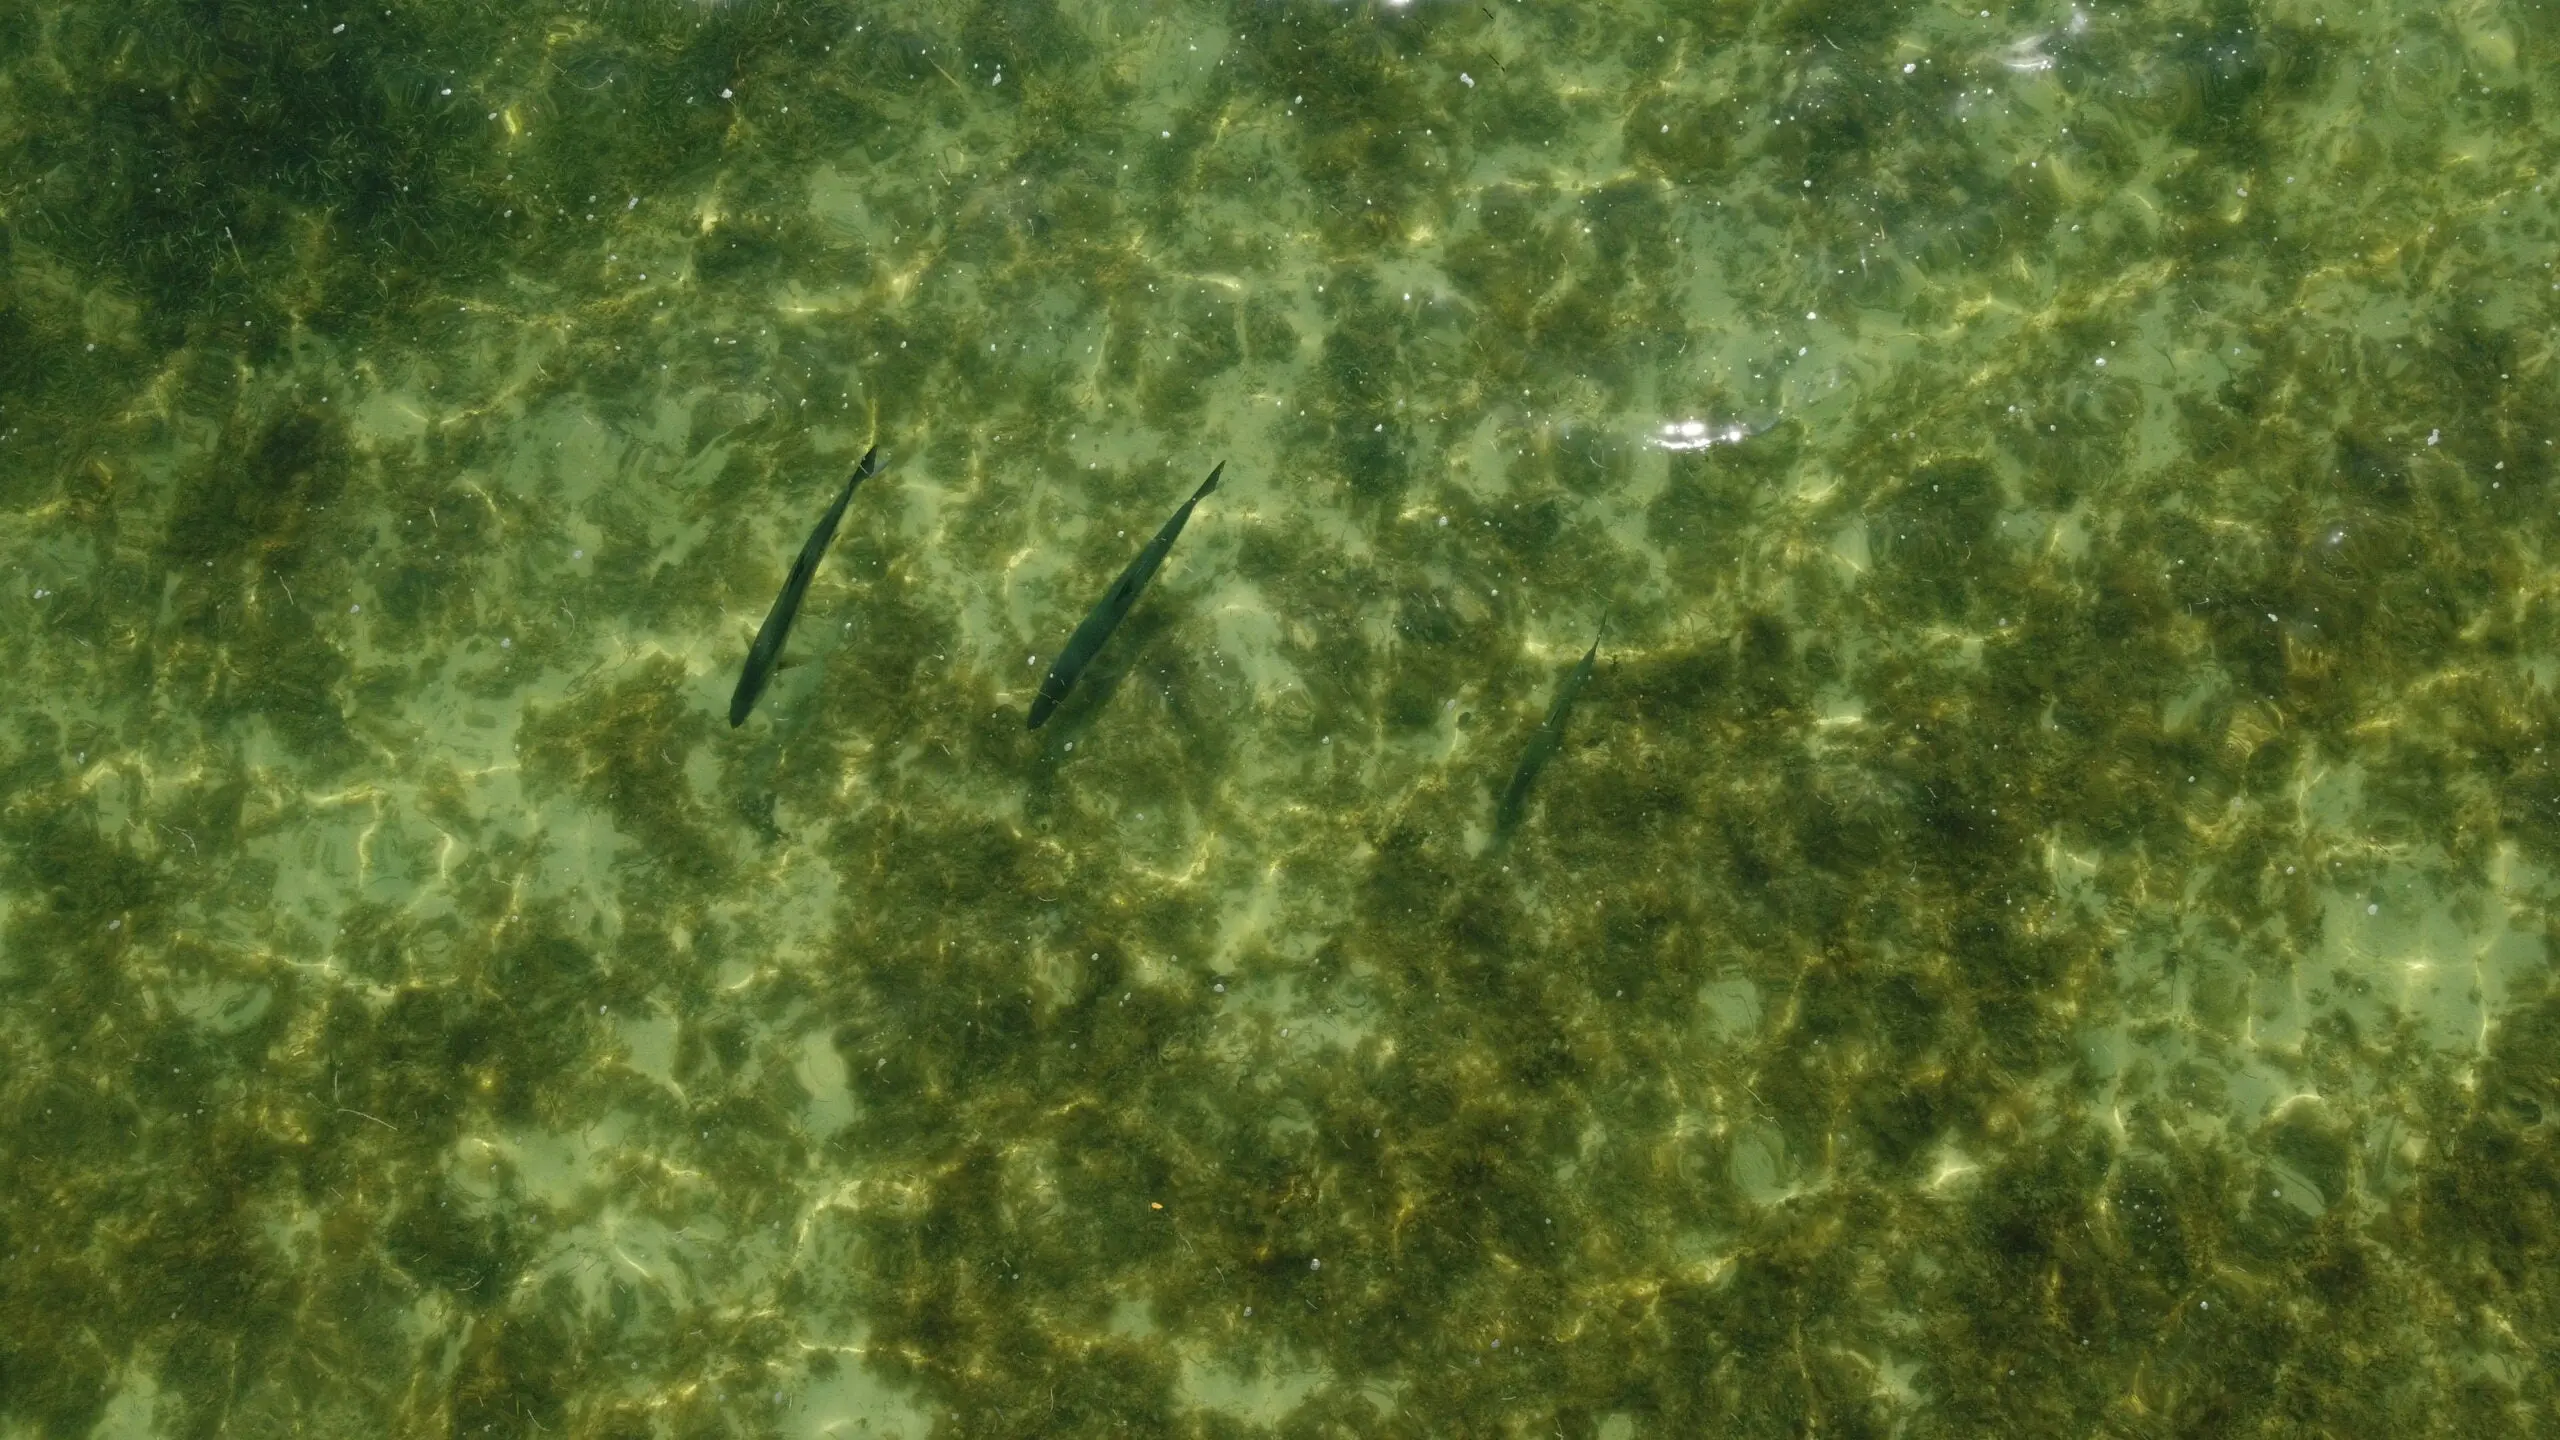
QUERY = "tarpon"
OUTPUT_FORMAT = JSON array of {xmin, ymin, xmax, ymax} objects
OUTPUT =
[
  {"xmin": 729, "ymin": 444, "xmax": 880, "ymax": 727},
  {"xmin": 1494, "ymin": 616, "xmax": 1607, "ymax": 835},
  {"xmin": 1028, "ymin": 462, "xmax": 1224, "ymax": 730}
]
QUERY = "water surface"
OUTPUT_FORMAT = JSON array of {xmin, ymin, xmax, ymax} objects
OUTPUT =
[{"xmin": 2, "ymin": 0, "xmax": 2555, "ymax": 1435}]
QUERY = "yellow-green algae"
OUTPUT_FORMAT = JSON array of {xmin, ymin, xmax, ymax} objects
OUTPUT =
[{"xmin": 3, "ymin": 0, "xmax": 2558, "ymax": 1435}]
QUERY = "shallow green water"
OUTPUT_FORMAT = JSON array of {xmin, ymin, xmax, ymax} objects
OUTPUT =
[{"xmin": 3, "ymin": 0, "xmax": 2557, "ymax": 1435}]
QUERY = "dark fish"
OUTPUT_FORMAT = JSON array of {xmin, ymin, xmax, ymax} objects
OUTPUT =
[
  {"xmin": 1028, "ymin": 461, "xmax": 1223, "ymax": 730},
  {"xmin": 1495, "ymin": 617, "xmax": 1607, "ymax": 835},
  {"xmin": 729, "ymin": 445, "xmax": 881, "ymax": 727}
]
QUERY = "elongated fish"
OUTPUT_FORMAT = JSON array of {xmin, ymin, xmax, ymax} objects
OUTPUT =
[
  {"xmin": 1028, "ymin": 462, "xmax": 1224, "ymax": 730},
  {"xmin": 1494, "ymin": 617, "xmax": 1607, "ymax": 835},
  {"xmin": 730, "ymin": 445, "xmax": 881, "ymax": 727}
]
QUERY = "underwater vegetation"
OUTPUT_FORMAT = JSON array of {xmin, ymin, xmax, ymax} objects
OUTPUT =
[{"xmin": 3, "ymin": 0, "xmax": 2559, "ymax": 1436}]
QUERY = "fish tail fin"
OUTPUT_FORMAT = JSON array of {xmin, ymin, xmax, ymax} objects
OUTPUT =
[{"xmin": 1192, "ymin": 461, "xmax": 1225, "ymax": 502}]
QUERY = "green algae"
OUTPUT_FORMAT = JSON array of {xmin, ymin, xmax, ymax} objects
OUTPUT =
[{"xmin": 6, "ymin": 0, "xmax": 2560, "ymax": 1436}]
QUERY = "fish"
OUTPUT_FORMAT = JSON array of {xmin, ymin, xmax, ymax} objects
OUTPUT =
[
  {"xmin": 1028, "ymin": 461, "xmax": 1224, "ymax": 730},
  {"xmin": 1494, "ymin": 615, "xmax": 1607, "ymax": 835},
  {"xmin": 729, "ymin": 444, "xmax": 881, "ymax": 727}
]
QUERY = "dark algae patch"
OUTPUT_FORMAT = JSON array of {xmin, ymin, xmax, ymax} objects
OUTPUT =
[{"xmin": 5, "ymin": 0, "xmax": 2560, "ymax": 1436}]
